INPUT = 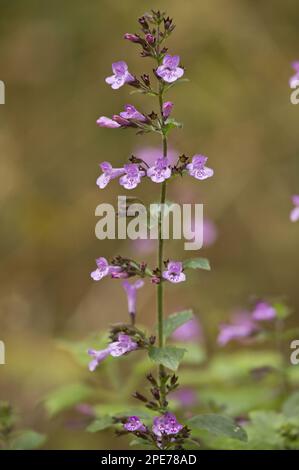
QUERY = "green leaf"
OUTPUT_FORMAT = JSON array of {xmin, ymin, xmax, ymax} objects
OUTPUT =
[
  {"xmin": 188, "ymin": 414, "xmax": 247, "ymax": 442},
  {"xmin": 183, "ymin": 257, "xmax": 211, "ymax": 271},
  {"xmin": 163, "ymin": 118, "xmax": 183, "ymax": 134},
  {"xmin": 44, "ymin": 383, "xmax": 93, "ymax": 417},
  {"xmin": 283, "ymin": 391, "xmax": 299, "ymax": 417},
  {"xmin": 11, "ymin": 430, "xmax": 46, "ymax": 450},
  {"xmin": 163, "ymin": 310, "xmax": 193, "ymax": 338},
  {"xmin": 148, "ymin": 346, "xmax": 186, "ymax": 371},
  {"xmin": 86, "ymin": 415, "xmax": 113, "ymax": 433},
  {"xmin": 273, "ymin": 302, "xmax": 292, "ymax": 320}
]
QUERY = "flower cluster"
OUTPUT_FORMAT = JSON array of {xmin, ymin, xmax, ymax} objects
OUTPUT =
[
  {"xmin": 96, "ymin": 154, "xmax": 213, "ymax": 190},
  {"xmin": 121, "ymin": 412, "xmax": 189, "ymax": 449},
  {"xmin": 217, "ymin": 301, "xmax": 277, "ymax": 346}
]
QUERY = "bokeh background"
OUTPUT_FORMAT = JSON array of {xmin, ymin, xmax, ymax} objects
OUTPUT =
[{"xmin": 0, "ymin": 0, "xmax": 298, "ymax": 449}]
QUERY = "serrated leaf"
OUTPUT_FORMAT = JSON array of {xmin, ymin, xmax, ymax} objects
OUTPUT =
[
  {"xmin": 188, "ymin": 414, "xmax": 247, "ymax": 442},
  {"xmin": 11, "ymin": 430, "xmax": 46, "ymax": 450},
  {"xmin": 44, "ymin": 383, "xmax": 93, "ymax": 417},
  {"xmin": 163, "ymin": 310, "xmax": 193, "ymax": 338},
  {"xmin": 86, "ymin": 415, "xmax": 113, "ymax": 433},
  {"xmin": 183, "ymin": 257, "xmax": 211, "ymax": 271},
  {"xmin": 148, "ymin": 346, "xmax": 186, "ymax": 371}
]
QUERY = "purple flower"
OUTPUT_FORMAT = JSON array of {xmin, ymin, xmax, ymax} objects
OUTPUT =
[
  {"xmin": 105, "ymin": 61, "xmax": 134, "ymax": 90},
  {"xmin": 90, "ymin": 257, "xmax": 110, "ymax": 281},
  {"xmin": 87, "ymin": 347, "xmax": 111, "ymax": 371},
  {"xmin": 170, "ymin": 388, "xmax": 198, "ymax": 408},
  {"xmin": 290, "ymin": 61, "xmax": 299, "ymax": 88},
  {"xmin": 88, "ymin": 333, "xmax": 138, "ymax": 371},
  {"xmin": 252, "ymin": 301, "xmax": 276, "ymax": 321},
  {"xmin": 186, "ymin": 155, "xmax": 214, "ymax": 180},
  {"xmin": 96, "ymin": 116, "xmax": 121, "ymax": 128},
  {"xmin": 124, "ymin": 416, "xmax": 146, "ymax": 432},
  {"xmin": 119, "ymin": 104, "xmax": 146, "ymax": 122},
  {"xmin": 171, "ymin": 317, "xmax": 202, "ymax": 342},
  {"xmin": 156, "ymin": 55, "xmax": 184, "ymax": 83},
  {"xmin": 152, "ymin": 413, "xmax": 183, "ymax": 436},
  {"xmin": 217, "ymin": 312, "xmax": 257, "ymax": 346},
  {"xmin": 119, "ymin": 163, "xmax": 145, "ymax": 189},
  {"xmin": 162, "ymin": 101, "xmax": 174, "ymax": 119},
  {"xmin": 290, "ymin": 195, "xmax": 299, "ymax": 222},
  {"xmin": 163, "ymin": 261, "xmax": 186, "ymax": 283},
  {"xmin": 109, "ymin": 333, "xmax": 138, "ymax": 357},
  {"xmin": 122, "ymin": 279, "xmax": 144, "ymax": 317},
  {"xmin": 96, "ymin": 162, "xmax": 125, "ymax": 189},
  {"xmin": 147, "ymin": 157, "xmax": 172, "ymax": 183}
]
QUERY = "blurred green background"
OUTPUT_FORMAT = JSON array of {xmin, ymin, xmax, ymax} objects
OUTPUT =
[{"xmin": 0, "ymin": 0, "xmax": 298, "ymax": 449}]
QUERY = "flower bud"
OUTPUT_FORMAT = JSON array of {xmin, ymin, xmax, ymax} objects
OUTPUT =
[
  {"xmin": 145, "ymin": 33, "xmax": 155, "ymax": 45},
  {"xmin": 124, "ymin": 33, "xmax": 141, "ymax": 43}
]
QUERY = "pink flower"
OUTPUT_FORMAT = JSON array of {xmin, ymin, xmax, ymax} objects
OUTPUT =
[
  {"xmin": 156, "ymin": 55, "xmax": 184, "ymax": 83},
  {"xmin": 119, "ymin": 163, "xmax": 145, "ymax": 189},
  {"xmin": 290, "ymin": 62, "xmax": 299, "ymax": 88},
  {"xmin": 186, "ymin": 155, "xmax": 214, "ymax": 180},
  {"xmin": 171, "ymin": 317, "xmax": 202, "ymax": 342},
  {"xmin": 88, "ymin": 334, "xmax": 138, "ymax": 371},
  {"xmin": 105, "ymin": 61, "xmax": 134, "ymax": 90},
  {"xmin": 96, "ymin": 162, "xmax": 125, "ymax": 189},
  {"xmin": 119, "ymin": 104, "xmax": 146, "ymax": 121},
  {"xmin": 252, "ymin": 301, "xmax": 276, "ymax": 321},
  {"xmin": 290, "ymin": 195, "xmax": 299, "ymax": 222},
  {"xmin": 90, "ymin": 257, "xmax": 122, "ymax": 281},
  {"xmin": 162, "ymin": 101, "xmax": 174, "ymax": 118},
  {"xmin": 96, "ymin": 116, "xmax": 121, "ymax": 128},
  {"xmin": 217, "ymin": 312, "xmax": 257, "ymax": 346},
  {"xmin": 122, "ymin": 279, "xmax": 144, "ymax": 317},
  {"xmin": 124, "ymin": 416, "xmax": 146, "ymax": 432},
  {"xmin": 163, "ymin": 261, "xmax": 186, "ymax": 283},
  {"xmin": 147, "ymin": 157, "xmax": 172, "ymax": 183},
  {"xmin": 152, "ymin": 413, "xmax": 183, "ymax": 436}
]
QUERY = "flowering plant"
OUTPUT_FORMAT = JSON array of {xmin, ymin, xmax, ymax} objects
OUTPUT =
[{"xmin": 84, "ymin": 10, "xmax": 248, "ymax": 450}]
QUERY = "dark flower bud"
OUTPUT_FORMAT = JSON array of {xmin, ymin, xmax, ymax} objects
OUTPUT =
[
  {"xmin": 146, "ymin": 373, "xmax": 158, "ymax": 386},
  {"xmin": 151, "ymin": 388, "xmax": 160, "ymax": 401},
  {"xmin": 132, "ymin": 391, "xmax": 148, "ymax": 403},
  {"xmin": 164, "ymin": 17, "xmax": 173, "ymax": 30},
  {"xmin": 141, "ymin": 74, "xmax": 150, "ymax": 86},
  {"xmin": 138, "ymin": 16, "xmax": 149, "ymax": 31},
  {"xmin": 124, "ymin": 33, "xmax": 142, "ymax": 43}
]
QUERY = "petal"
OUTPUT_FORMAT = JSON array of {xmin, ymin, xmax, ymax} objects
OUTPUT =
[
  {"xmin": 105, "ymin": 75, "xmax": 115, "ymax": 85},
  {"xmin": 112, "ymin": 61, "xmax": 128, "ymax": 75},
  {"xmin": 96, "ymin": 173, "xmax": 110, "ymax": 189},
  {"xmin": 90, "ymin": 269, "xmax": 103, "ymax": 281},
  {"xmin": 290, "ymin": 206, "xmax": 299, "ymax": 222}
]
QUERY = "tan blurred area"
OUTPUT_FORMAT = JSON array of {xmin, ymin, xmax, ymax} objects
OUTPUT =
[{"xmin": 0, "ymin": 0, "xmax": 298, "ymax": 449}]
